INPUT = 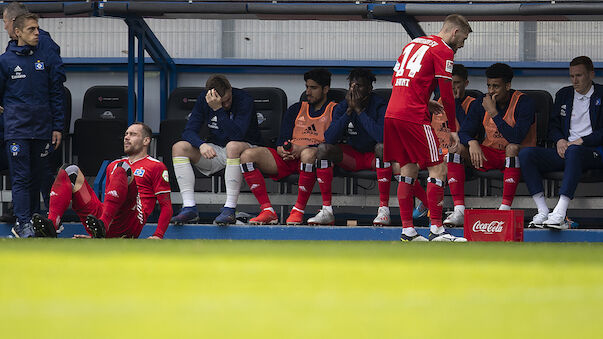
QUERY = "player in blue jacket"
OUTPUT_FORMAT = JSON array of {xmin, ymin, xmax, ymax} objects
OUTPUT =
[
  {"xmin": 519, "ymin": 56, "xmax": 603, "ymax": 229},
  {"xmin": 310, "ymin": 68, "xmax": 392, "ymax": 225},
  {"xmin": 443, "ymin": 63, "xmax": 536, "ymax": 227},
  {"xmin": 3, "ymin": 2, "xmax": 66, "ymax": 221},
  {"xmin": 171, "ymin": 74, "xmax": 261, "ymax": 225},
  {"xmin": 0, "ymin": 13, "xmax": 64, "ymax": 237}
]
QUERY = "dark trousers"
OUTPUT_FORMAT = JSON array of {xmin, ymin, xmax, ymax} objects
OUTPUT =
[
  {"xmin": 7, "ymin": 139, "xmax": 49, "ymax": 225},
  {"xmin": 519, "ymin": 145, "xmax": 603, "ymax": 199}
]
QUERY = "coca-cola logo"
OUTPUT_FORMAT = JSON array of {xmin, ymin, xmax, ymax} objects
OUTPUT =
[{"xmin": 472, "ymin": 220, "xmax": 505, "ymax": 234}]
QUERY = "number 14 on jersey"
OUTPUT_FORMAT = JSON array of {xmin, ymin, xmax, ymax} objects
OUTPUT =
[{"xmin": 393, "ymin": 43, "xmax": 429, "ymax": 87}]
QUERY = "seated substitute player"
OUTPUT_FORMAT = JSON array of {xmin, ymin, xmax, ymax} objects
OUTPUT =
[
  {"xmin": 444, "ymin": 63, "xmax": 536, "ymax": 227},
  {"xmin": 32, "ymin": 123, "xmax": 173, "ymax": 239},
  {"xmin": 240, "ymin": 68, "xmax": 336, "ymax": 225},
  {"xmin": 310, "ymin": 68, "xmax": 391, "ymax": 225},
  {"xmin": 413, "ymin": 63, "xmax": 482, "ymax": 221},
  {"xmin": 171, "ymin": 74, "xmax": 260, "ymax": 225},
  {"xmin": 520, "ymin": 56, "xmax": 603, "ymax": 229}
]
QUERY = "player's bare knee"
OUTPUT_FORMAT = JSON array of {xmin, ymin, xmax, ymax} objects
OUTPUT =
[
  {"xmin": 300, "ymin": 147, "xmax": 318, "ymax": 163},
  {"xmin": 240, "ymin": 147, "xmax": 259, "ymax": 164},
  {"xmin": 172, "ymin": 141, "xmax": 192, "ymax": 157},
  {"xmin": 505, "ymin": 143, "xmax": 520, "ymax": 157},
  {"xmin": 428, "ymin": 162, "xmax": 447, "ymax": 180},
  {"xmin": 316, "ymin": 143, "xmax": 340, "ymax": 162},
  {"xmin": 391, "ymin": 162, "xmax": 401, "ymax": 175},
  {"xmin": 316, "ymin": 143, "xmax": 329, "ymax": 160},
  {"xmin": 226, "ymin": 141, "xmax": 249, "ymax": 158},
  {"xmin": 400, "ymin": 163, "xmax": 419, "ymax": 178}
]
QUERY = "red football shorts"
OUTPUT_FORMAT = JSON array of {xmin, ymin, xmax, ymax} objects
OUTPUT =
[
  {"xmin": 476, "ymin": 144, "xmax": 506, "ymax": 171},
  {"xmin": 338, "ymin": 144, "xmax": 376, "ymax": 171},
  {"xmin": 383, "ymin": 117, "xmax": 443, "ymax": 168},
  {"xmin": 268, "ymin": 147, "xmax": 300, "ymax": 180},
  {"xmin": 72, "ymin": 180, "xmax": 146, "ymax": 238}
]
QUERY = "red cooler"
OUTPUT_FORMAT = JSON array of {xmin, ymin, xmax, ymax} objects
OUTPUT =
[{"xmin": 464, "ymin": 209, "xmax": 524, "ymax": 242}]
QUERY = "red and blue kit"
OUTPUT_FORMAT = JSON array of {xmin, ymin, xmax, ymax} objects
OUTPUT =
[
  {"xmin": 49, "ymin": 156, "xmax": 172, "ymax": 238},
  {"xmin": 103, "ymin": 156, "xmax": 172, "ymax": 237}
]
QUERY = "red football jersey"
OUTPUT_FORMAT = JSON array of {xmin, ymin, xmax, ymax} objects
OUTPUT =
[
  {"xmin": 385, "ymin": 35, "xmax": 455, "ymax": 125},
  {"xmin": 106, "ymin": 156, "xmax": 171, "ymax": 221}
]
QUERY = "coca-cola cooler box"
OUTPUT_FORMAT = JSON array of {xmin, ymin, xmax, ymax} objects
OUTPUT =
[{"xmin": 464, "ymin": 209, "xmax": 524, "ymax": 242}]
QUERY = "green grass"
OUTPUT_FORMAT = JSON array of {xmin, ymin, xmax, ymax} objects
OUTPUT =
[{"xmin": 1, "ymin": 240, "xmax": 602, "ymax": 338}]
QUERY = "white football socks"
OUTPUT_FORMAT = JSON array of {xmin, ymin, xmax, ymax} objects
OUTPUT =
[
  {"xmin": 224, "ymin": 158, "xmax": 242, "ymax": 209},
  {"xmin": 532, "ymin": 192, "xmax": 549, "ymax": 215},
  {"xmin": 553, "ymin": 195, "xmax": 570, "ymax": 217},
  {"xmin": 173, "ymin": 156, "xmax": 196, "ymax": 207}
]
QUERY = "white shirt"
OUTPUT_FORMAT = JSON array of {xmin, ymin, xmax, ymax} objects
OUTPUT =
[{"xmin": 569, "ymin": 85, "xmax": 594, "ymax": 142}]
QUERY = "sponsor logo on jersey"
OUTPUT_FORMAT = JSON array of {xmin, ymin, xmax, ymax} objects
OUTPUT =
[
  {"xmin": 162, "ymin": 170, "xmax": 169, "ymax": 182},
  {"xmin": 304, "ymin": 124, "xmax": 317, "ymax": 133},
  {"xmin": 11, "ymin": 65, "xmax": 25, "ymax": 79},
  {"xmin": 445, "ymin": 60, "xmax": 453, "ymax": 73},
  {"xmin": 35, "ymin": 60, "xmax": 44, "ymax": 71}
]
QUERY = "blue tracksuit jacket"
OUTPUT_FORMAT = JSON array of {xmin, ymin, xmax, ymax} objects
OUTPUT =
[
  {"xmin": 324, "ymin": 93, "xmax": 387, "ymax": 153},
  {"xmin": 182, "ymin": 88, "xmax": 260, "ymax": 148},
  {"xmin": 548, "ymin": 83, "xmax": 603, "ymax": 155},
  {"xmin": 0, "ymin": 41, "xmax": 65, "ymax": 141}
]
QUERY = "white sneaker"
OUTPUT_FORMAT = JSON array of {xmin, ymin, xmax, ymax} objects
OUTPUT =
[
  {"xmin": 400, "ymin": 233, "xmax": 428, "ymax": 242},
  {"xmin": 528, "ymin": 212, "xmax": 549, "ymax": 228},
  {"xmin": 543, "ymin": 212, "xmax": 569, "ymax": 230},
  {"xmin": 307, "ymin": 207, "xmax": 335, "ymax": 225},
  {"xmin": 373, "ymin": 206, "xmax": 391, "ymax": 226},
  {"xmin": 443, "ymin": 210, "xmax": 464, "ymax": 227},
  {"xmin": 429, "ymin": 231, "xmax": 467, "ymax": 242}
]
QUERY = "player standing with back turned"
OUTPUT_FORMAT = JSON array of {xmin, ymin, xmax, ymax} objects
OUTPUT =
[{"xmin": 384, "ymin": 14, "xmax": 472, "ymax": 242}]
